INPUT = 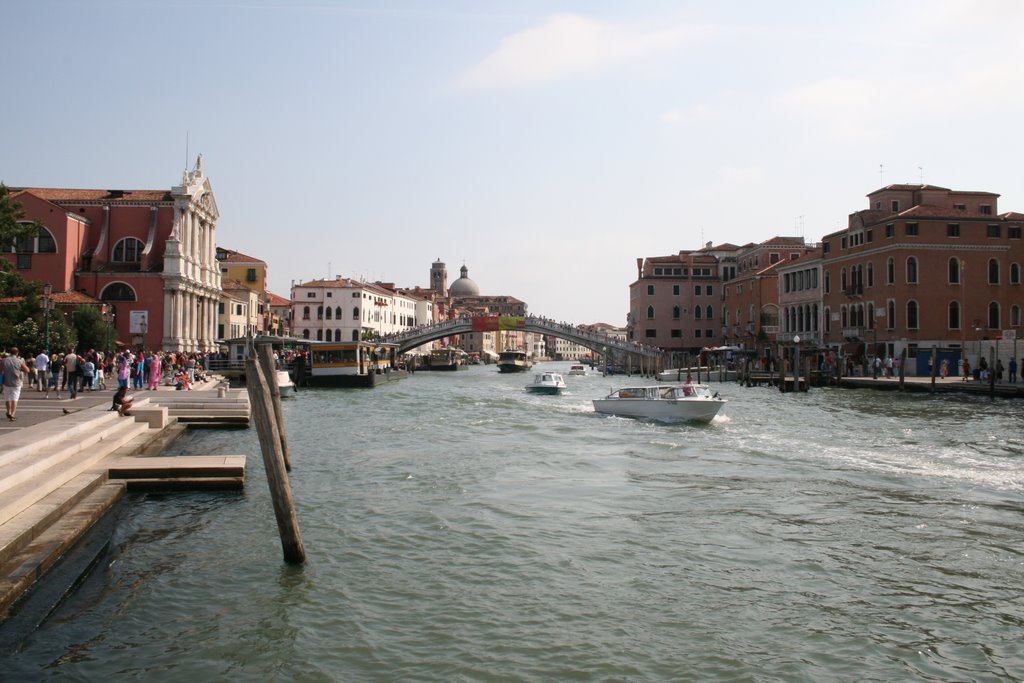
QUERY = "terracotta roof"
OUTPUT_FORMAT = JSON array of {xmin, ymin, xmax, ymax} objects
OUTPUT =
[
  {"xmin": 220, "ymin": 278, "xmax": 256, "ymax": 291},
  {"xmin": 0, "ymin": 290, "xmax": 102, "ymax": 305},
  {"xmin": 218, "ymin": 249, "xmax": 266, "ymax": 264},
  {"xmin": 295, "ymin": 278, "xmax": 395, "ymax": 297},
  {"xmin": 867, "ymin": 183, "xmax": 951, "ymax": 194},
  {"xmin": 896, "ymin": 205, "xmax": 997, "ymax": 220},
  {"xmin": 999, "ymin": 212, "xmax": 1024, "ymax": 221},
  {"xmin": 11, "ymin": 187, "xmax": 172, "ymax": 202},
  {"xmin": 266, "ymin": 291, "xmax": 290, "ymax": 306}
]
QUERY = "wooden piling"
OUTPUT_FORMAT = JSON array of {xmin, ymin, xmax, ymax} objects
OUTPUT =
[
  {"xmin": 930, "ymin": 345, "xmax": 937, "ymax": 393},
  {"xmin": 257, "ymin": 344, "xmax": 292, "ymax": 472},
  {"xmin": 245, "ymin": 357, "xmax": 306, "ymax": 564},
  {"xmin": 898, "ymin": 348, "xmax": 907, "ymax": 390}
]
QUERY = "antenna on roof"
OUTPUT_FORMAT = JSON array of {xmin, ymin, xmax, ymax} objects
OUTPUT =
[
  {"xmin": 879, "ymin": 163, "xmax": 884, "ymax": 187},
  {"xmin": 185, "ymin": 131, "xmax": 189, "ymax": 172},
  {"xmin": 919, "ymin": 166, "xmax": 924, "ymax": 184},
  {"xmin": 796, "ymin": 215, "xmax": 804, "ymax": 239}
]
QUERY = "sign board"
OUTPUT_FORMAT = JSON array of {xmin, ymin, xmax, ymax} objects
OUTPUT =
[
  {"xmin": 129, "ymin": 310, "xmax": 149, "ymax": 334},
  {"xmin": 1003, "ymin": 329, "xmax": 1017, "ymax": 340}
]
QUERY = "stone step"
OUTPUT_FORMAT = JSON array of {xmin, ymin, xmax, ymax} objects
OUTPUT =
[
  {"xmin": 0, "ymin": 471, "xmax": 108, "ymax": 567},
  {"xmin": 0, "ymin": 421, "xmax": 149, "ymax": 525},
  {"xmin": 0, "ymin": 416, "xmax": 146, "ymax": 499},
  {"xmin": 0, "ymin": 482, "xmax": 125, "ymax": 619},
  {"xmin": 121, "ymin": 477, "xmax": 244, "ymax": 492},
  {"xmin": 108, "ymin": 455, "xmax": 246, "ymax": 479}
]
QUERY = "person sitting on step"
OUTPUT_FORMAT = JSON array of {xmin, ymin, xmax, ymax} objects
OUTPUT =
[{"xmin": 111, "ymin": 386, "xmax": 134, "ymax": 416}]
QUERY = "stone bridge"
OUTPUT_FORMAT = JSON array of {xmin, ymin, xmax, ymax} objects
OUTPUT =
[{"xmin": 388, "ymin": 316, "xmax": 665, "ymax": 373}]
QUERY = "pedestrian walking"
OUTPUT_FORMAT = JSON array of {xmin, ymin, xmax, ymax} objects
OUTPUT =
[
  {"xmin": 34, "ymin": 350, "xmax": 49, "ymax": 391},
  {"xmin": 45, "ymin": 353, "xmax": 64, "ymax": 399},
  {"xmin": 1009, "ymin": 357, "xmax": 1018, "ymax": 383},
  {"xmin": 64, "ymin": 349, "xmax": 80, "ymax": 399},
  {"xmin": 3, "ymin": 347, "xmax": 30, "ymax": 421}
]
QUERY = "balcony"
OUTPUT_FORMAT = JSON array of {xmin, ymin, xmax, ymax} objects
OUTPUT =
[
  {"xmin": 842, "ymin": 327, "xmax": 864, "ymax": 340},
  {"xmin": 844, "ymin": 284, "xmax": 863, "ymax": 298}
]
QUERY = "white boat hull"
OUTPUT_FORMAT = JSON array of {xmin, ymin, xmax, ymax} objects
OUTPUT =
[
  {"xmin": 593, "ymin": 384, "xmax": 725, "ymax": 423},
  {"xmin": 277, "ymin": 370, "xmax": 296, "ymax": 397}
]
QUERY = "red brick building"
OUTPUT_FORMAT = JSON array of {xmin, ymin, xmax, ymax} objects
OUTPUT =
[
  {"xmin": 821, "ymin": 184, "xmax": 1024, "ymax": 373},
  {"xmin": 5, "ymin": 159, "xmax": 222, "ymax": 352}
]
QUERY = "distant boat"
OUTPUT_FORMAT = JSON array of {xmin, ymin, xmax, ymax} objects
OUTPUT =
[
  {"xmin": 426, "ymin": 348, "xmax": 468, "ymax": 371},
  {"xmin": 304, "ymin": 340, "xmax": 407, "ymax": 387},
  {"xmin": 497, "ymin": 349, "xmax": 532, "ymax": 373},
  {"xmin": 525, "ymin": 372, "xmax": 566, "ymax": 395},
  {"xmin": 593, "ymin": 383, "xmax": 725, "ymax": 423},
  {"xmin": 568, "ymin": 364, "xmax": 588, "ymax": 376},
  {"xmin": 276, "ymin": 370, "xmax": 296, "ymax": 397}
]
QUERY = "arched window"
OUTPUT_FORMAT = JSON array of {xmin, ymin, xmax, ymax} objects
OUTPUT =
[
  {"xmin": 705, "ymin": 305, "xmax": 713, "ymax": 320},
  {"xmin": 335, "ymin": 306, "xmax": 342, "ymax": 319},
  {"xmin": 352, "ymin": 307, "xmax": 360, "ymax": 320},
  {"xmin": 948, "ymin": 257, "xmax": 960, "ymax": 284},
  {"xmin": 302, "ymin": 329, "xmax": 310, "ymax": 339},
  {"xmin": 694, "ymin": 306, "xmax": 702, "ymax": 320},
  {"xmin": 887, "ymin": 257, "xmax": 895, "ymax": 284},
  {"xmin": 99, "ymin": 282, "xmax": 136, "ymax": 301},
  {"xmin": 988, "ymin": 301, "xmax": 1000, "ymax": 329},
  {"xmin": 841, "ymin": 267, "xmax": 848, "ymax": 291},
  {"xmin": 317, "ymin": 305, "xmax": 323, "ymax": 320},
  {"xmin": 302, "ymin": 305, "xmax": 310, "ymax": 320},
  {"xmin": 907, "ymin": 300, "xmax": 919, "ymax": 329},
  {"xmin": 812, "ymin": 304, "xmax": 819, "ymax": 332},
  {"xmin": 647, "ymin": 305, "xmax": 655, "ymax": 319},
  {"xmin": 672, "ymin": 305, "xmax": 680, "ymax": 319},
  {"xmin": 824, "ymin": 306, "xmax": 831, "ymax": 333},
  {"xmin": 111, "ymin": 237, "xmax": 143, "ymax": 263},
  {"xmin": 316, "ymin": 329, "xmax": 323, "ymax": 341},
  {"xmin": 325, "ymin": 306, "xmax": 332, "ymax": 320},
  {"xmin": 1012, "ymin": 263, "xmax": 1021, "ymax": 285},
  {"xmin": 10, "ymin": 225, "xmax": 57, "ymax": 254},
  {"xmin": 906, "ymin": 257, "xmax": 918, "ymax": 284},
  {"xmin": 989, "ymin": 258, "xmax": 1000, "ymax": 284},
  {"xmin": 867, "ymin": 302, "xmax": 875, "ymax": 329},
  {"xmin": 867, "ymin": 262, "xmax": 874, "ymax": 287},
  {"xmin": 351, "ymin": 329, "xmax": 359, "ymax": 341},
  {"xmin": 948, "ymin": 301, "xmax": 960, "ymax": 330},
  {"xmin": 1013, "ymin": 305, "xmax": 1021, "ymax": 327},
  {"xmin": 334, "ymin": 329, "xmax": 342, "ymax": 341},
  {"xmin": 887, "ymin": 300, "xmax": 896, "ymax": 329},
  {"xmin": 841, "ymin": 305, "xmax": 848, "ymax": 327}
]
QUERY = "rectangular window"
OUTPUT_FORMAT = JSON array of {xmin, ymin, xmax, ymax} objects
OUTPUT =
[
  {"xmin": 706, "ymin": 285, "xmax": 713, "ymax": 296},
  {"xmin": 307, "ymin": 292, "xmax": 315, "ymax": 298},
  {"xmin": 891, "ymin": 200, "xmax": 900, "ymax": 212},
  {"xmin": 706, "ymin": 329, "xmax": 712, "ymax": 338},
  {"xmin": 823, "ymin": 241, "xmax": 830, "ymax": 253},
  {"xmin": 673, "ymin": 285, "xmax": 680, "ymax": 295},
  {"xmin": 694, "ymin": 285, "xmax": 701, "ymax": 296},
  {"xmin": 653, "ymin": 267, "xmax": 663, "ymax": 275},
  {"xmin": 947, "ymin": 223, "xmax": 961, "ymax": 237},
  {"xmin": 886, "ymin": 224, "xmax": 894, "ymax": 238},
  {"xmin": 906, "ymin": 223, "xmax": 919, "ymax": 236},
  {"xmin": 670, "ymin": 329, "xmax": 682, "ymax": 338},
  {"xmin": 841, "ymin": 237, "xmax": 847, "ymax": 249},
  {"xmin": 954, "ymin": 203, "xmax": 966, "ymax": 211},
  {"xmin": 645, "ymin": 329, "xmax": 656, "ymax": 338},
  {"xmin": 980, "ymin": 204, "xmax": 992, "ymax": 215},
  {"xmin": 16, "ymin": 254, "xmax": 31, "ymax": 269},
  {"xmin": 987, "ymin": 224, "xmax": 1000, "ymax": 238},
  {"xmin": 695, "ymin": 329, "xmax": 702, "ymax": 338},
  {"xmin": 1011, "ymin": 226, "xmax": 1022, "ymax": 239},
  {"xmin": 647, "ymin": 285, "xmax": 654, "ymax": 295},
  {"xmin": 218, "ymin": 302, "xmax": 224, "ymax": 313},
  {"xmin": 246, "ymin": 268, "xmax": 257, "ymax": 282},
  {"xmin": 866, "ymin": 229, "xmax": 873, "ymax": 242}
]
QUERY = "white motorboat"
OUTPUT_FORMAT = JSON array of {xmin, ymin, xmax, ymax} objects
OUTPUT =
[
  {"xmin": 525, "ymin": 372, "xmax": 566, "ymax": 395},
  {"xmin": 568, "ymin": 364, "xmax": 588, "ymax": 376},
  {"xmin": 592, "ymin": 383, "xmax": 725, "ymax": 423},
  {"xmin": 276, "ymin": 370, "xmax": 296, "ymax": 397}
]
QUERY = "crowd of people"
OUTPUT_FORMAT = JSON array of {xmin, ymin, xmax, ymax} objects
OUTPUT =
[{"xmin": 0, "ymin": 347, "xmax": 213, "ymax": 420}]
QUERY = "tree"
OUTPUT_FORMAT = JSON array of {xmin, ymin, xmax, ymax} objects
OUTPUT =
[
  {"xmin": 70, "ymin": 305, "xmax": 107, "ymax": 353},
  {"xmin": 0, "ymin": 184, "xmax": 42, "ymax": 299}
]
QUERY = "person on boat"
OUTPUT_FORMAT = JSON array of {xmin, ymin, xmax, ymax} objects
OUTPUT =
[{"xmin": 683, "ymin": 373, "xmax": 695, "ymax": 396}]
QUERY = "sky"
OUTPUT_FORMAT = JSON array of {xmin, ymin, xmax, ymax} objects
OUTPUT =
[{"xmin": 4, "ymin": 0, "xmax": 1024, "ymax": 325}]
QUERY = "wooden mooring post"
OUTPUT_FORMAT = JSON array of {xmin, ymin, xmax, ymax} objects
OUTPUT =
[
  {"xmin": 257, "ymin": 344, "xmax": 292, "ymax": 472},
  {"xmin": 246, "ymin": 356, "xmax": 306, "ymax": 565}
]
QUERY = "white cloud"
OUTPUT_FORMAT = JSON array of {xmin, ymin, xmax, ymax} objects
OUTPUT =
[
  {"xmin": 456, "ymin": 13, "xmax": 705, "ymax": 89},
  {"xmin": 660, "ymin": 103, "xmax": 718, "ymax": 127}
]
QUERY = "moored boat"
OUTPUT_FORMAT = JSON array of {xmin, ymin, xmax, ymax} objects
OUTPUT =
[
  {"xmin": 525, "ymin": 372, "xmax": 566, "ymax": 395},
  {"xmin": 497, "ymin": 349, "xmax": 532, "ymax": 373},
  {"xmin": 592, "ymin": 383, "xmax": 725, "ymax": 423},
  {"xmin": 303, "ymin": 340, "xmax": 407, "ymax": 387},
  {"xmin": 276, "ymin": 370, "xmax": 296, "ymax": 396}
]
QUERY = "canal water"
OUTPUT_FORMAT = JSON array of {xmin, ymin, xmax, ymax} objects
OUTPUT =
[{"xmin": 6, "ymin": 364, "xmax": 1024, "ymax": 681}]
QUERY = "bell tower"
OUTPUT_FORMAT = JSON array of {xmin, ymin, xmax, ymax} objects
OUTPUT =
[{"xmin": 430, "ymin": 259, "xmax": 447, "ymax": 295}]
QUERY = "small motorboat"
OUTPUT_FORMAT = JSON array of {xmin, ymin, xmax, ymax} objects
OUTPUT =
[
  {"xmin": 568, "ymin": 364, "xmax": 588, "ymax": 376},
  {"xmin": 592, "ymin": 383, "xmax": 725, "ymax": 423},
  {"xmin": 276, "ymin": 370, "xmax": 296, "ymax": 397},
  {"xmin": 525, "ymin": 372, "xmax": 566, "ymax": 395}
]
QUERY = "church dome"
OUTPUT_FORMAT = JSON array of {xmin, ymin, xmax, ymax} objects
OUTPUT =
[{"xmin": 448, "ymin": 265, "xmax": 480, "ymax": 297}]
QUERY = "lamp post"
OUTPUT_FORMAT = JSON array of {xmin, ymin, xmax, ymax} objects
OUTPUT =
[
  {"xmin": 101, "ymin": 304, "xmax": 114, "ymax": 355},
  {"xmin": 41, "ymin": 283, "xmax": 54, "ymax": 355}
]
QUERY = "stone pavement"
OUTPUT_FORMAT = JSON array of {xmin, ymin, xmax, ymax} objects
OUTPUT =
[{"xmin": 0, "ymin": 378, "xmax": 220, "ymax": 436}]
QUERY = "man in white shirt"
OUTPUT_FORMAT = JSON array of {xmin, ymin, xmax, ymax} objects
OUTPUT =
[{"xmin": 34, "ymin": 351, "xmax": 49, "ymax": 391}]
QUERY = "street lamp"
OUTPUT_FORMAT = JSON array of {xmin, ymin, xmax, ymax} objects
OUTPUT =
[
  {"xmin": 101, "ymin": 304, "xmax": 114, "ymax": 355},
  {"xmin": 41, "ymin": 283, "xmax": 54, "ymax": 354}
]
